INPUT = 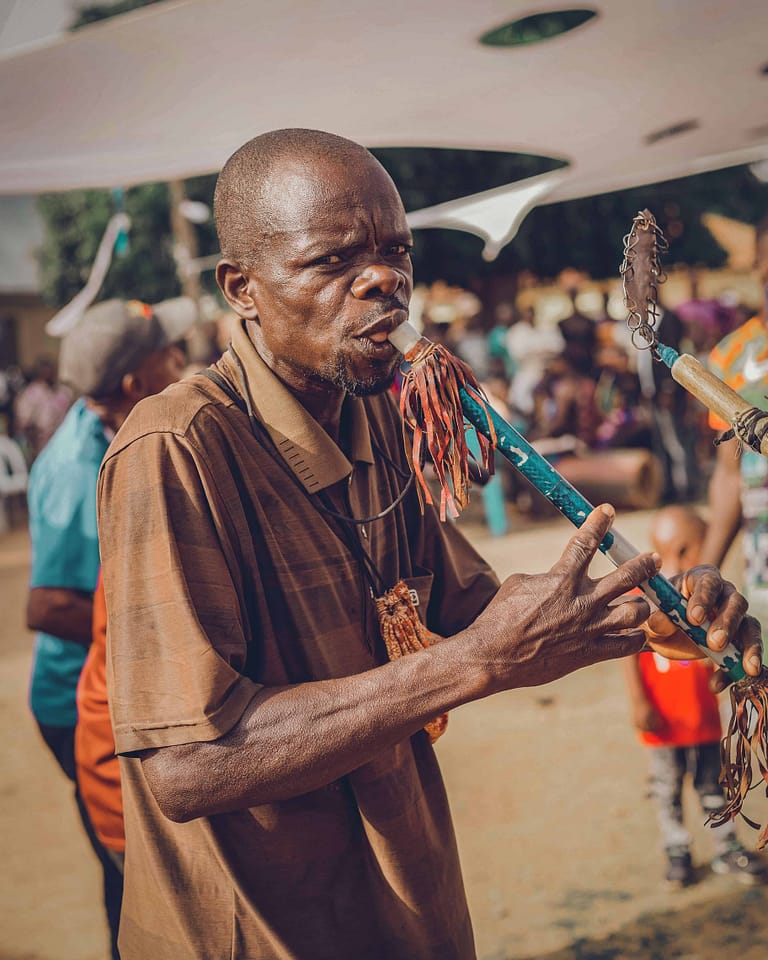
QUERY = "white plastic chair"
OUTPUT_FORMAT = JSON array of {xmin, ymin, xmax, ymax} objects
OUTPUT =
[{"xmin": 0, "ymin": 435, "xmax": 28, "ymax": 533}]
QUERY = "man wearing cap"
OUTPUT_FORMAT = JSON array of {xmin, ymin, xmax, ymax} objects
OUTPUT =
[{"xmin": 25, "ymin": 297, "xmax": 192, "ymax": 960}]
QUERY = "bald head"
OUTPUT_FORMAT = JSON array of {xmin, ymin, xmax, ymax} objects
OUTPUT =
[
  {"xmin": 213, "ymin": 128, "xmax": 413, "ymax": 401},
  {"xmin": 214, "ymin": 128, "xmax": 387, "ymax": 268},
  {"xmin": 650, "ymin": 505, "xmax": 707, "ymax": 577}
]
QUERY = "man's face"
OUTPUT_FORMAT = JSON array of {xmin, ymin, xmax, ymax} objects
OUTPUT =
[{"xmin": 239, "ymin": 155, "xmax": 413, "ymax": 397}]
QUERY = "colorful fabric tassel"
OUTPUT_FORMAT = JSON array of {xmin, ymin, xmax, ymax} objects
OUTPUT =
[{"xmin": 398, "ymin": 340, "xmax": 495, "ymax": 520}]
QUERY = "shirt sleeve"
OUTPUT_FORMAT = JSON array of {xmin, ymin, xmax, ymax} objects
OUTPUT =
[
  {"xmin": 97, "ymin": 430, "xmax": 262, "ymax": 755},
  {"xmin": 29, "ymin": 457, "xmax": 101, "ymax": 592},
  {"xmin": 411, "ymin": 499, "xmax": 500, "ymax": 638}
]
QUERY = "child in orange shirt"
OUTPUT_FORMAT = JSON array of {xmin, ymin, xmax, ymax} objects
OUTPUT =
[{"xmin": 624, "ymin": 505, "xmax": 767, "ymax": 887}]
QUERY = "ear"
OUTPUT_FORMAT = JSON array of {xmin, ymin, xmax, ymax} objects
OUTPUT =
[
  {"xmin": 216, "ymin": 259, "xmax": 259, "ymax": 320},
  {"xmin": 120, "ymin": 371, "xmax": 147, "ymax": 403}
]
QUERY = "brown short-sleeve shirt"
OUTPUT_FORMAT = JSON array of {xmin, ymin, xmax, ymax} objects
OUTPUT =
[{"xmin": 98, "ymin": 321, "xmax": 499, "ymax": 960}]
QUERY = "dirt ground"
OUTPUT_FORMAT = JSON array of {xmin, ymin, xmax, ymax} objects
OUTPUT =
[{"xmin": 2, "ymin": 505, "xmax": 768, "ymax": 960}]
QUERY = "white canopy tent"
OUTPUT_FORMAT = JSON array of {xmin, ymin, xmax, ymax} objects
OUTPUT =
[{"xmin": 1, "ymin": 0, "xmax": 767, "ymax": 254}]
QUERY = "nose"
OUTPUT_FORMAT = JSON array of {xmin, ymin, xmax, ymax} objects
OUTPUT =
[{"xmin": 351, "ymin": 264, "xmax": 404, "ymax": 300}]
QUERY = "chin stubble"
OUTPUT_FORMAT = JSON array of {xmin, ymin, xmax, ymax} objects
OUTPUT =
[{"xmin": 310, "ymin": 357, "xmax": 398, "ymax": 397}]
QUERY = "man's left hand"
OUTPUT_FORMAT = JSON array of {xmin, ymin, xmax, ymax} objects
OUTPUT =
[{"xmin": 643, "ymin": 564, "xmax": 763, "ymax": 692}]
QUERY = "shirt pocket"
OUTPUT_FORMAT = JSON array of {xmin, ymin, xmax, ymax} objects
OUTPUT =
[{"xmin": 400, "ymin": 566, "xmax": 435, "ymax": 630}]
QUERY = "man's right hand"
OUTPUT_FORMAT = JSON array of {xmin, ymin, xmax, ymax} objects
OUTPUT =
[{"xmin": 465, "ymin": 504, "xmax": 659, "ymax": 692}]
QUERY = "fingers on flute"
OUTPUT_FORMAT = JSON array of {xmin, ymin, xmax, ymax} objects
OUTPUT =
[
  {"xmin": 709, "ymin": 669, "xmax": 732, "ymax": 695},
  {"xmin": 679, "ymin": 564, "xmax": 724, "ymax": 625},
  {"xmin": 597, "ymin": 596, "xmax": 651, "ymax": 632},
  {"xmin": 550, "ymin": 504, "xmax": 614, "ymax": 578},
  {"xmin": 593, "ymin": 553, "xmax": 660, "ymax": 606},
  {"xmin": 737, "ymin": 615, "xmax": 763, "ymax": 676},
  {"xmin": 591, "ymin": 629, "xmax": 647, "ymax": 662}
]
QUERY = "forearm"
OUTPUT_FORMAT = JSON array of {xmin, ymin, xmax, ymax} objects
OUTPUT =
[
  {"xmin": 26, "ymin": 587, "xmax": 93, "ymax": 646},
  {"xmin": 132, "ymin": 508, "xmax": 683, "ymax": 823},
  {"xmin": 143, "ymin": 629, "xmax": 491, "ymax": 822}
]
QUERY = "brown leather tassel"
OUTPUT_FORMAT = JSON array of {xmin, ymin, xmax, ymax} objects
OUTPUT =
[
  {"xmin": 374, "ymin": 579, "xmax": 447, "ymax": 743},
  {"xmin": 708, "ymin": 672, "xmax": 768, "ymax": 847},
  {"xmin": 399, "ymin": 341, "xmax": 495, "ymax": 520}
]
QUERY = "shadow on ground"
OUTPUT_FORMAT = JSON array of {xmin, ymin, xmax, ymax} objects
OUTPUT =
[{"xmin": 502, "ymin": 885, "xmax": 768, "ymax": 960}]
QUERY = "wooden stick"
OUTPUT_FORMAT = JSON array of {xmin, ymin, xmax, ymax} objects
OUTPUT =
[{"xmin": 656, "ymin": 344, "xmax": 768, "ymax": 456}]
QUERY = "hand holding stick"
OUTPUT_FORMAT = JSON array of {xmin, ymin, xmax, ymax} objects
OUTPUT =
[
  {"xmin": 390, "ymin": 322, "xmax": 745, "ymax": 678},
  {"xmin": 389, "ymin": 318, "xmax": 768, "ymax": 847}
]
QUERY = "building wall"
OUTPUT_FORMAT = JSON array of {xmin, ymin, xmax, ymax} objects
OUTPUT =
[{"xmin": 0, "ymin": 293, "xmax": 58, "ymax": 373}]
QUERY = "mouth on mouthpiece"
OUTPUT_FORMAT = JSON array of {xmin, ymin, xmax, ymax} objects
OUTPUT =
[{"xmin": 388, "ymin": 321, "xmax": 422, "ymax": 355}]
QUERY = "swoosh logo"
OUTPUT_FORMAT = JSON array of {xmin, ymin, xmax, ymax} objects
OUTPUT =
[{"xmin": 743, "ymin": 344, "xmax": 768, "ymax": 383}]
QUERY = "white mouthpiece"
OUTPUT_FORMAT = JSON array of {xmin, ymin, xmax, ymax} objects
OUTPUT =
[{"xmin": 388, "ymin": 320, "xmax": 422, "ymax": 355}]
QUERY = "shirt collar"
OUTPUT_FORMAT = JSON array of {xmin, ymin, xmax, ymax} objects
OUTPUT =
[{"xmin": 224, "ymin": 320, "xmax": 374, "ymax": 493}]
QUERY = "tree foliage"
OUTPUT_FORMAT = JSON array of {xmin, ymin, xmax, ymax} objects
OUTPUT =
[
  {"xmin": 37, "ymin": 174, "xmax": 224, "ymax": 306},
  {"xmin": 37, "ymin": 185, "xmax": 179, "ymax": 306},
  {"xmin": 37, "ymin": 155, "xmax": 767, "ymax": 308}
]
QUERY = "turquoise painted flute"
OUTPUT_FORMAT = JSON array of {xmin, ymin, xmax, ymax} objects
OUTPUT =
[{"xmin": 389, "ymin": 320, "xmax": 745, "ymax": 682}]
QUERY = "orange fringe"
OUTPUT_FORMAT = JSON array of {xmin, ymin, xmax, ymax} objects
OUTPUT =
[{"xmin": 399, "ymin": 341, "xmax": 495, "ymax": 520}]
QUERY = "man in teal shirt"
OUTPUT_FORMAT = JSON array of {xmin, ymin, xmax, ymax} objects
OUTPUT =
[
  {"xmin": 28, "ymin": 396, "xmax": 110, "ymax": 733},
  {"xmin": 26, "ymin": 297, "xmax": 192, "ymax": 959}
]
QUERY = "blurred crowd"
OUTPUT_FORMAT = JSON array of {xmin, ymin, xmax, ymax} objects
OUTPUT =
[
  {"xmin": 407, "ymin": 277, "xmax": 751, "ymax": 519},
  {"xmin": 0, "ymin": 278, "xmax": 752, "ymax": 535},
  {"xmin": 0, "ymin": 356, "xmax": 74, "ymax": 465},
  {"xmin": 0, "ymin": 278, "xmax": 753, "ymax": 499}
]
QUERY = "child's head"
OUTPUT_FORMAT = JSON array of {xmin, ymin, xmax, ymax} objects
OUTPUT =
[{"xmin": 649, "ymin": 505, "xmax": 707, "ymax": 578}]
